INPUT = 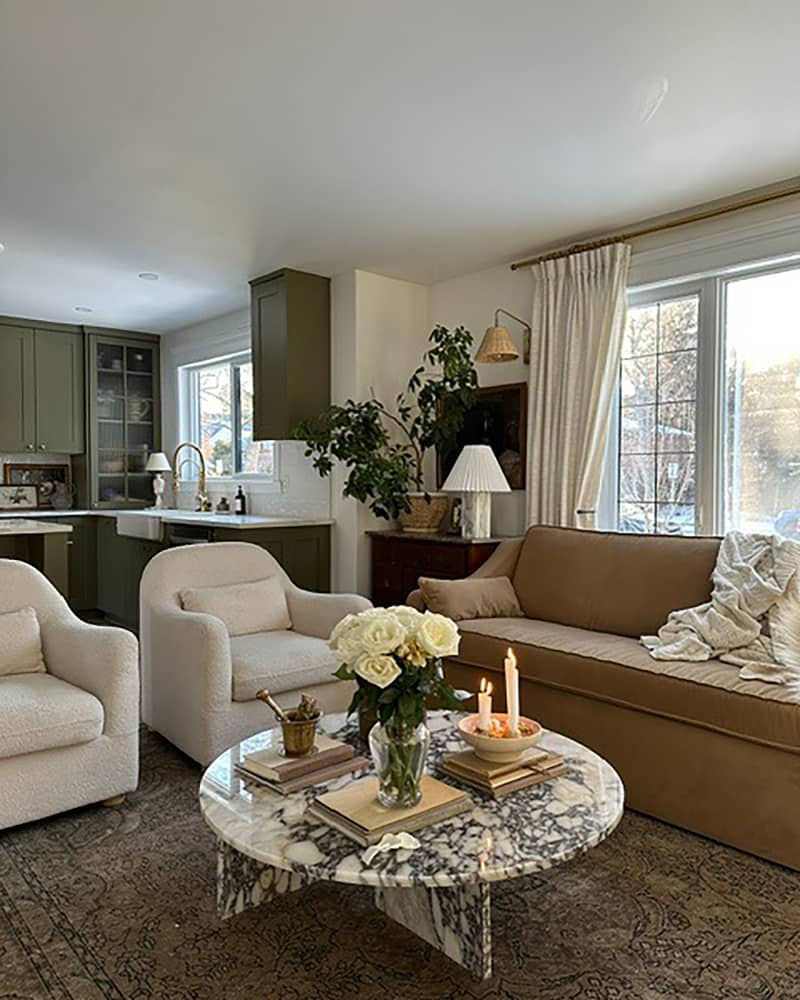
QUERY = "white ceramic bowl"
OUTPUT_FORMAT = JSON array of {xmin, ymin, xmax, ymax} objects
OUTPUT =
[{"xmin": 457, "ymin": 713, "xmax": 543, "ymax": 763}]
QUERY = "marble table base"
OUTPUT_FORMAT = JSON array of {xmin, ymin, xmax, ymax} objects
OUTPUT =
[
  {"xmin": 216, "ymin": 839, "xmax": 493, "ymax": 979},
  {"xmin": 375, "ymin": 881, "xmax": 492, "ymax": 980}
]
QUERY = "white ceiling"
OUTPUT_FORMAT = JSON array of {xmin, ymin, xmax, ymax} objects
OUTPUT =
[{"xmin": 1, "ymin": 0, "xmax": 799, "ymax": 332}]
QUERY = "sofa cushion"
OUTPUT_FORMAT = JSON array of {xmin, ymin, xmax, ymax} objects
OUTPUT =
[
  {"xmin": 180, "ymin": 577, "xmax": 291, "ymax": 637},
  {"xmin": 0, "ymin": 606, "xmax": 46, "ymax": 677},
  {"xmin": 453, "ymin": 618, "xmax": 800, "ymax": 751},
  {"xmin": 0, "ymin": 673, "xmax": 104, "ymax": 759},
  {"xmin": 418, "ymin": 576, "xmax": 523, "ymax": 621},
  {"xmin": 512, "ymin": 526, "xmax": 720, "ymax": 638},
  {"xmin": 229, "ymin": 630, "xmax": 338, "ymax": 702}
]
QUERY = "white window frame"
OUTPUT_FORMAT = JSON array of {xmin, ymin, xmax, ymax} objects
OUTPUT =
[
  {"xmin": 601, "ymin": 255, "xmax": 800, "ymax": 536},
  {"xmin": 178, "ymin": 351, "xmax": 279, "ymax": 487}
]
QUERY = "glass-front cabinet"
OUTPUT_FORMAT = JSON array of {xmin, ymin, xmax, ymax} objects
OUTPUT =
[{"xmin": 88, "ymin": 332, "xmax": 161, "ymax": 508}]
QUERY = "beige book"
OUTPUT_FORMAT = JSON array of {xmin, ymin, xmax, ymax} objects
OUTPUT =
[
  {"xmin": 243, "ymin": 734, "xmax": 353, "ymax": 782},
  {"xmin": 309, "ymin": 775, "xmax": 471, "ymax": 845},
  {"xmin": 443, "ymin": 747, "xmax": 554, "ymax": 781},
  {"xmin": 236, "ymin": 755, "xmax": 369, "ymax": 795}
]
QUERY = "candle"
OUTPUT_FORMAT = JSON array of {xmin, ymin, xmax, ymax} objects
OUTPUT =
[
  {"xmin": 504, "ymin": 647, "xmax": 519, "ymax": 736},
  {"xmin": 477, "ymin": 677, "xmax": 493, "ymax": 732}
]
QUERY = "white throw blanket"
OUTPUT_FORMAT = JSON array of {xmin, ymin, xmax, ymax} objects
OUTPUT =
[{"xmin": 642, "ymin": 532, "xmax": 800, "ymax": 685}]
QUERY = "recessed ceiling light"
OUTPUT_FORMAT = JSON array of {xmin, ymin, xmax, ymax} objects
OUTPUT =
[
  {"xmin": 138, "ymin": 272, "xmax": 159, "ymax": 281},
  {"xmin": 74, "ymin": 306, "xmax": 93, "ymax": 313},
  {"xmin": 0, "ymin": 243, "xmax": 5, "ymax": 254}
]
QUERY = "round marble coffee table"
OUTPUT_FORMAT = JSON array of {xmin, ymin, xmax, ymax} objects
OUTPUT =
[{"xmin": 199, "ymin": 710, "xmax": 624, "ymax": 980}]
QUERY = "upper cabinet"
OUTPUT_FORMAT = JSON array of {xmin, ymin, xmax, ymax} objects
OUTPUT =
[
  {"xmin": 250, "ymin": 268, "xmax": 330, "ymax": 440},
  {"xmin": 85, "ymin": 331, "xmax": 161, "ymax": 508},
  {"xmin": 0, "ymin": 322, "xmax": 83, "ymax": 454}
]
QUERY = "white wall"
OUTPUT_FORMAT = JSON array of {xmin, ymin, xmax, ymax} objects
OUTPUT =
[
  {"xmin": 428, "ymin": 261, "xmax": 533, "ymax": 537},
  {"xmin": 160, "ymin": 307, "xmax": 331, "ymax": 521},
  {"xmin": 331, "ymin": 270, "xmax": 430, "ymax": 595}
]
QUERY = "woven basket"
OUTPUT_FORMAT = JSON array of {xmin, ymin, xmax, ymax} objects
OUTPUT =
[{"xmin": 398, "ymin": 493, "xmax": 449, "ymax": 534}]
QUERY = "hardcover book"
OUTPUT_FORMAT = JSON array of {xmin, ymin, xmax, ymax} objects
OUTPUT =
[
  {"xmin": 308, "ymin": 775, "xmax": 471, "ymax": 846},
  {"xmin": 235, "ymin": 755, "xmax": 368, "ymax": 795},
  {"xmin": 242, "ymin": 734, "xmax": 354, "ymax": 782}
]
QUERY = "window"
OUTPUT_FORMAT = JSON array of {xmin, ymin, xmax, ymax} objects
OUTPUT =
[
  {"xmin": 608, "ymin": 259, "xmax": 800, "ymax": 539},
  {"xmin": 618, "ymin": 295, "xmax": 699, "ymax": 535},
  {"xmin": 180, "ymin": 353, "xmax": 275, "ymax": 480}
]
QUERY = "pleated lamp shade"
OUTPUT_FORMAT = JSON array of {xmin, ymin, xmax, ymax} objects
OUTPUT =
[
  {"xmin": 442, "ymin": 445, "xmax": 510, "ymax": 493},
  {"xmin": 474, "ymin": 324, "xmax": 520, "ymax": 363}
]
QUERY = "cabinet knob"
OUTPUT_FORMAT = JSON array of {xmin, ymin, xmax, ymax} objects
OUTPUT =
[
  {"xmin": 26, "ymin": 443, "xmax": 34, "ymax": 450},
  {"xmin": 39, "ymin": 444, "xmax": 46, "ymax": 450}
]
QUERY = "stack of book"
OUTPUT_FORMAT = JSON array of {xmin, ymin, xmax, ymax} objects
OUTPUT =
[
  {"xmin": 307, "ymin": 775, "xmax": 471, "ymax": 846},
  {"xmin": 235, "ymin": 734, "xmax": 368, "ymax": 795},
  {"xmin": 439, "ymin": 747, "xmax": 567, "ymax": 798}
]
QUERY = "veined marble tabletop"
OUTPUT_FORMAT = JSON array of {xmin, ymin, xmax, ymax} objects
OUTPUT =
[
  {"xmin": 200, "ymin": 711, "xmax": 624, "ymax": 890},
  {"xmin": 200, "ymin": 710, "xmax": 624, "ymax": 980}
]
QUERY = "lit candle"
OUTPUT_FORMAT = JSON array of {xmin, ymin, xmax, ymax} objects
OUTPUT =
[
  {"xmin": 504, "ymin": 647, "xmax": 519, "ymax": 736},
  {"xmin": 477, "ymin": 677, "xmax": 493, "ymax": 732}
]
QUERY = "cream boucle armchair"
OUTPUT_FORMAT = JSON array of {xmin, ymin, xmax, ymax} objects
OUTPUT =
[
  {"xmin": 140, "ymin": 542, "xmax": 371, "ymax": 765},
  {"xmin": 0, "ymin": 560, "xmax": 139, "ymax": 830}
]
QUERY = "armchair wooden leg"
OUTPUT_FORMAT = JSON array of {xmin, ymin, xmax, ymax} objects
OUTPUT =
[{"xmin": 102, "ymin": 794, "xmax": 126, "ymax": 807}]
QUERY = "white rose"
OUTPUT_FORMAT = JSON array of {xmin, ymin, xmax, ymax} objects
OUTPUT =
[
  {"xmin": 356, "ymin": 612, "xmax": 407, "ymax": 656},
  {"xmin": 354, "ymin": 652, "xmax": 402, "ymax": 689},
  {"xmin": 415, "ymin": 612, "xmax": 460, "ymax": 658},
  {"xmin": 387, "ymin": 605, "xmax": 424, "ymax": 630},
  {"xmin": 329, "ymin": 614, "xmax": 364, "ymax": 664}
]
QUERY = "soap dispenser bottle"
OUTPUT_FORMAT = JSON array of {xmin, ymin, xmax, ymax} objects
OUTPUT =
[{"xmin": 234, "ymin": 485, "xmax": 247, "ymax": 515}]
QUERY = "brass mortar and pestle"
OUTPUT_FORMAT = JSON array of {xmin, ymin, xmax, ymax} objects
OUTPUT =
[{"xmin": 256, "ymin": 690, "xmax": 322, "ymax": 757}]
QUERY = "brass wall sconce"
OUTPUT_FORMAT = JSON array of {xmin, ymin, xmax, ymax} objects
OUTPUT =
[{"xmin": 474, "ymin": 308, "xmax": 531, "ymax": 364}]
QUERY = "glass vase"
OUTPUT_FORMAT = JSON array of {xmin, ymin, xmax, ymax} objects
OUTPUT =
[{"xmin": 369, "ymin": 717, "xmax": 430, "ymax": 808}]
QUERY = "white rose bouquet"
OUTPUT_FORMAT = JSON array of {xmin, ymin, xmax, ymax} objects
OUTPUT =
[
  {"xmin": 330, "ymin": 605, "xmax": 468, "ymax": 805},
  {"xmin": 329, "ymin": 605, "xmax": 467, "ymax": 729}
]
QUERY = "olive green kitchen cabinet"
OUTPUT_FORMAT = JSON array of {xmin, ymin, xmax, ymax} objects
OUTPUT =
[
  {"xmin": 96, "ymin": 516, "xmax": 163, "ymax": 627},
  {"xmin": 51, "ymin": 515, "xmax": 98, "ymax": 611},
  {"xmin": 0, "ymin": 322, "xmax": 83, "ymax": 454},
  {"xmin": 81, "ymin": 330, "xmax": 161, "ymax": 509},
  {"xmin": 213, "ymin": 524, "xmax": 331, "ymax": 592},
  {"xmin": 249, "ymin": 269, "xmax": 330, "ymax": 440}
]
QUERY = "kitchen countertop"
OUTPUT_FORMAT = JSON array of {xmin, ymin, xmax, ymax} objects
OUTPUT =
[
  {"xmin": 0, "ymin": 518, "xmax": 73, "ymax": 535},
  {"xmin": 0, "ymin": 509, "xmax": 332, "ymax": 530}
]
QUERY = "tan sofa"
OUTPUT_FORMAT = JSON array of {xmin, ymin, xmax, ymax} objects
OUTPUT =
[{"xmin": 411, "ymin": 526, "xmax": 800, "ymax": 871}]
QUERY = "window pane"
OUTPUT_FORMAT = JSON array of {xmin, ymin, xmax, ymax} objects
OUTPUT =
[
  {"xmin": 658, "ymin": 297, "xmax": 698, "ymax": 352},
  {"xmin": 656, "ymin": 503, "xmax": 696, "ymax": 536},
  {"xmin": 623, "ymin": 305, "xmax": 657, "ymax": 358},
  {"xmin": 198, "ymin": 363, "xmax": 233, "ymax": 478},
  {"xmin": 620, "ymin": 454, "xmax": 654, "ymax": 502},
  {"xmin": 725, "ymin": 266, "xmax": 800, "ymax": 535},
  {"xmin": 237, "ymin": 362, "xmax": 274, "ymax": 475},
  {"xmin": 657, "ymin": 402, "xmax": 695, "ymax": 452},
  {"xmin": 658, "ymin": 350, "xmax": 696, "ymax": 403},
  {"xmin": 620, "ymin": 405, "xmax": 655, "ymax": 453},
  {"xmin": 619, "ymin": 502, "xmax": 655, "ymax": 534},
  {"xmin": 621, "ymin": 355, "xmax": 657, "ymax": 405},
  {"xmin": 657, "ymin": 453, "xmax": 695, "ymax": 504}
]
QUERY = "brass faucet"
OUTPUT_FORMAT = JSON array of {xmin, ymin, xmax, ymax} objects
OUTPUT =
[{"xmin": 171, "ymin": 442, "xmax": 212, "ymax": 511}]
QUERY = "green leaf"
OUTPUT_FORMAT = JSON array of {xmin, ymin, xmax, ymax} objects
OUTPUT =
[{"xmin": 333, "ymin": 663, "xmax": 353, "ymax": 681}]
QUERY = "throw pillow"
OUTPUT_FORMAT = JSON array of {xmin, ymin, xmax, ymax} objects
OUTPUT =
[
  {"xmin": 418, "ymin": 576, "xmax": 524, "ymax": 621},
  {"xmin": 180, "ymin": 577, "xmax": 292, "ymax": 637},
  {"xmin": 0, "ymin": 606, "xmax": 47, "ymax": 676}
]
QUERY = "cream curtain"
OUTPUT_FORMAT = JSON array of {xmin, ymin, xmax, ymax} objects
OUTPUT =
[{"xmin": 526, "ymin": 242, "xmax": 631, "ymax": 528}]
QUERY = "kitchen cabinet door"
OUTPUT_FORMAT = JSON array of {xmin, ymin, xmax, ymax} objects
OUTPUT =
[
  {"xmin": 0, "ymin": 324, "xmax": 36, "ymax": 452},
  {"xmin": 34, "ymin": 329, "xmax": 85, "ymax": 454}
]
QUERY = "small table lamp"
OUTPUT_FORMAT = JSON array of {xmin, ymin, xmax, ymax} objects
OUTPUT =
[
  {"xmin": 145, "ymin": 452, "xmax": 172, "ymax": 509},
  {"xmin": 442, "ymin": 444, "xmax": 510, "ymax": 539}
]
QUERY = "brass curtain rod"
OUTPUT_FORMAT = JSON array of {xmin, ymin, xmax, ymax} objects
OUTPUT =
[{"xmin": 509, "ymin": 181, "xmax": 800, "ymax": 271}]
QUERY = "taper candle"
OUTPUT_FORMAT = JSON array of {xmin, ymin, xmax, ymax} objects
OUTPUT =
[
  {"xmin": 504, "ymin": 647, "xmax": 519, "ymax": 736},
  {"xmin": 478, "ymin": 677, "xmax": 493, "ymax": 732}
]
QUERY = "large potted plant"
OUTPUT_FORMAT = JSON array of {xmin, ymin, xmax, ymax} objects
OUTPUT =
[
  {"xmin": 295, "ymin": 325, "xmax": 478, "ymax": 533},
  {"xmin": 329, "ymin": 605, "xmax": 467, "ymax": 806}
]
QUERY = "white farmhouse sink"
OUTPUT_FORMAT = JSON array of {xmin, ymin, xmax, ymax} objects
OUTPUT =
[{"xmin": 116, "ymin": 513, "xmax": 164, "ymax": 541}]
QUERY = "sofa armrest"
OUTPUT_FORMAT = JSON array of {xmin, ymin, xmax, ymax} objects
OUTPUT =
[
  {"xmin": 405, "ymin": 537, "xmax": 525, "ymax": 609},
  {"xmin": 42, "ymin": 622, "xmax": 139, "ymax": 738},
  {"xmin": 286, "ymin": 588, "xmax": 372, "ymax": 640},
  {"xmin": 146, "ymin": 608, "xmax": 233, "ymax": 713}
]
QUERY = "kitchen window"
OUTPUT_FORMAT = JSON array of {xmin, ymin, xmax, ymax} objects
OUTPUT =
[
  {"xmin": 606, "ymin": 258, "xmax": 800, "ymax": 539},
  {"xmin": 180, "ymin": 353, "xmax": 275, "ymax": 480}
]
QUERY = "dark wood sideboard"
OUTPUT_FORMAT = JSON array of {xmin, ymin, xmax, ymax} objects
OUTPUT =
[{"xmin": 368, "ymin": 530, "xmax": 500, "ymax": 606}]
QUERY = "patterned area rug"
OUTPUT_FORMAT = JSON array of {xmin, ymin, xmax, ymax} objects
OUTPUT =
[{"xmin": 1, "ymin": 729, "xmax": 799, "ymax": 1000}]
